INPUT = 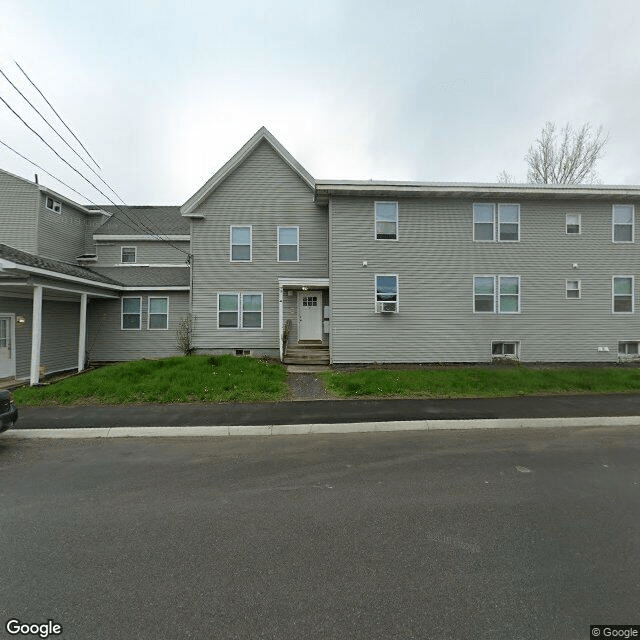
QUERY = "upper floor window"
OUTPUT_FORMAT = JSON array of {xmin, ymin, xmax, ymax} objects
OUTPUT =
[
  {"xmin": 498, "ymin": 204, "xmax": 520, "ymax": 241},
  {"xmin": 121, "ymin": 297, "xmax": 141, "ymax": 330},
  {"xmin": 375, "ymin": 274, "xmax": 398, "ymax": 313},
  {"xmin": 278, "ymin": 226, "xmax": 299, "ymax": 262},
  {"xmin": 613, "ymin": 276, "xmax": 634, "ymax": 313},
  {"xmin": 473, "ymin": 204, "xmax": 495, "ymax": 241},
  {"xmin": 121, "ymin": 246, "xmax": 137, "ymax": 263},
  {"xmin": 230, "ymin": 226, "xmax": 251, "ymax": 262},
  {"xmin": 613, "ymin": 205, "xmax": 634, "ymax": 243},
  {"xmin": 148, "ymin": 297, "xmax": 168, "ymax": 330},
  {"xmin": 566, "ymin": 280, "xmax": 581, "ymax": 299},
  {"xmin": 474, "ymin": 204, "xmax": 520, "ymax": 242},
  {"xmin": 566, "ymin": 213, "xmax": 581, "ymax": 234},
  {"xmin": 473, "ymin": 275, "xmax": 520, "ymax": 313},
  {"xmin": 375, "ymin": 202, "xmax": 398, "ymax": 240},
  {"xmin": 45, "ymin": 196, "xmax": 61, "ymax": 213}
]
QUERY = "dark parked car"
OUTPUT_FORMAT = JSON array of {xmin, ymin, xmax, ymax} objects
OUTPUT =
[{"xmin": 0, "ymin": 390, "xmax": 18, "ymax": 432}]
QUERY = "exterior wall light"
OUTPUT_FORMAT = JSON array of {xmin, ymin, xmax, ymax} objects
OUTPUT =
[{"xmin": 16, "ymin": 316, "xmax": 26, "ymax": 326}]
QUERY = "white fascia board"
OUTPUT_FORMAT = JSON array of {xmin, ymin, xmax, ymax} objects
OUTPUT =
[
  {"xmin": 93, "ymin": 235, "xmax": 190, "ymax": 241},
  {"xmin": 38, "ymin": 186, "xmax": 97, "ymax": 215},
  {"xmin": 0, "ymin": 259, "xmax": 119, "ymax": 291}
]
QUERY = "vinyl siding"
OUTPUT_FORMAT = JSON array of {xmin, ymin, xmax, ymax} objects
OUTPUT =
[
  {"xmin": 0, "ymin": 171, "xmax": 38, "ymax": 254},
  {"xmin": 329, "ymin": 196, "xmax": 640, "ymax": 363},
  {"xmin": 0, "ymin": 296, "xmax": 80, "ymax": 378},
  {"xmin": 190, "ymin": 140, "xmax": 328, "ymax": 352},
  {"xmin": 94, "ymin": 240, "xmax": 190, "ymax": 265},
  {"xmin": 87, "ymin": 292, "xmax": 189, "ymax": 361},
  {"xmin": 37, "ymin": 192, "xmax": 87, "ymax": 262}
]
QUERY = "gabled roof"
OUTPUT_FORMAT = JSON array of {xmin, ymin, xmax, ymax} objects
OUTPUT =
[
  {"xmin": 0, "ymin": 243, "xmax": 122, "ymax": 286},
  {"xmin": 181, "ymin": 126, "xmax": 315, "ymax": 216},
  {"xmin": 91, "ymin": 206, "xmax": 190, "ymax": 236}
]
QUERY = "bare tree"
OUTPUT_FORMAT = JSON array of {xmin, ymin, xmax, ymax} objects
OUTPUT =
[
  {"xmin": 496, "ymin": 170, "xmax": 515, "ymax": 183},
  {"xmin": 525, "ymin": 121, "xmax": 608, "ymax": 184}
]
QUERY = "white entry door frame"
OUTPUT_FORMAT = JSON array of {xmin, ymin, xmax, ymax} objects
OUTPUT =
[
  {"xmin": 297, "ymin": 290, "xmax": 323, "ymax": 341},
  {"xmin": 0, "ymin": 314, "xmax": 16, "ymax": 379}
]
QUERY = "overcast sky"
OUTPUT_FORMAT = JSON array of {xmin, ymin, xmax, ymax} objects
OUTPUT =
[{"xmin": 1, "ymin": 0, "xmax": 639, "ymax": 205}]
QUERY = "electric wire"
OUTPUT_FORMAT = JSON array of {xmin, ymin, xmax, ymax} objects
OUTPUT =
[
  {"xmin": 0, "ymin": 93, "xmax": 191, "ymax": 256},
  {"xmin": 14, "ymin": 60, "xmax": 102, "ymax": 171},
  {"xmin": 0, "ymin": 66, "xmax": 125, "ymax": 204}
]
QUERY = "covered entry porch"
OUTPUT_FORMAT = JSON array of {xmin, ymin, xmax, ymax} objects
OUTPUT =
[{"xmin": 277, "ymin": 278, "xmax": 330, "ymax": 364}]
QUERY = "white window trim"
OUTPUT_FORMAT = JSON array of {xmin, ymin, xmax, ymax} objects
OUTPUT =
[
  {"xmin": 45, "ymin": 196, "xmax": 62, "ymax": 213},
  {"xmin": 374, "ymin": 273, "xmax": 399, "ymax": 313},
  {"xmin": 498, "ymin": 275, "xmax": 521, "ymax": 314},
  {"xmin": 612, "ymin": 275, "xmax": 634, "ymax": 314},
  {"xmin": 121, "ymin": 246, "xmax": 137, "ymax": 264},
  {"xmin": 230, "ymin": 225, "xmax": 252, "ymax": 263},
  {"xmin": 147, "ymin": 296, "xmax": 169, "ymax": 330},
  {"xmin": 217, "ymin": 292, "xmax": 263, "ymax": 329},
  {"xmin": 566, "ymin": 279, "xmax": 581, "ymax": 300},
  {"xmin": 491, "ymin": 340, "xmax": 521, "ymax": 359},
  {"xmin": 473, "ymin": 275, "xmax": 496, "ymax": 314},
  {"xmin": 473, "ymin": 203, "xmax": 495, "ymax": 242},
  {"xmin": 277, "ymin": 226, "xmax": 300, "ymax": 263},
  {"xmin": 612, "ymin": 204, "xmax": 634, "ymax": 244},
  {"xmin": 498, "ymin": 203, "xmax": 520, "ymax": 242},
  {"xmin": 566, "ymin": 213, "xmax": 581, "ymax": 235},
  {"xmin": 121, "ymin": 296, "xmax": 141, "ymax": 331},
  {"xmin": 374, "ymin": 201, "xmax": 399, "ymax": 241},
  {"xmin": 618, "ymin": 340, "xmax": 640, "ymax": 356}
]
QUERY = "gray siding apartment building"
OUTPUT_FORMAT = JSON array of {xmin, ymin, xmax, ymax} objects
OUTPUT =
[{"xmin": 1, "ymin": 126, "xmax": 639, "ymax": 383}]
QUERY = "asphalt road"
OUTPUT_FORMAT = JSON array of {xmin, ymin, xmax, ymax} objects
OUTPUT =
[{"xmin": 2, "ymin": 426, "xmax": 639, "ymax": 639}]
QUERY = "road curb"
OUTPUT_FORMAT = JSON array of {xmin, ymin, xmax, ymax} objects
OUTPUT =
[{"xmin": 6, "ymin": 415, "xmax": 640, "ymax": 439}]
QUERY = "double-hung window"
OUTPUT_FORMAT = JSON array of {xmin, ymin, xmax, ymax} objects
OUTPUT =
[
  {"xmin": 148, "ymin": 297, "xmax": 168, "ymax": 330},
  {"xmin": 474, "ymin": 276, "xmax": 495, "ymax": 312},
  {"xmin": 613, "ymin": 205, "xmax": 634, "ymax": 243},
  {"xmin": 230, "ymin": 226, "xmax": 251, "ymax": 262},
  {"xmin": 499, "ymin": 276, "xmax": 520, "ymax": 313},
  {"xmin": 613, "ymin": 277, "xmax": 634, "ymax": 313},
  {"xmin": 566, "ymin": 214, "xmax": 581, "ymax": 234},
  {"xmin": 473, "ymin": 204, "xmax": 495, "ymax": 241},
  {"xmin": 122, "ymin": 297, "xmax": 141, "ymax": 330},
  {"xmin": 474, "ymin": 276, "xmax": 520, "ymax": 313},
  {"xmin": 498, "ymin": 204, "xmax": 520, "ymax": 241},
  {"xmin": 121, "ymin": 246, "xmax": 137, "ymax": 263},
  {"xmin": 218, "ymin": 293, "xmax": 263, "ymax": 328},
  {"xmin": 566, "ymin": 280, "xmax": 581, "ymax": 299},
  {"xmin": 375, "ymin": 275, "xmax": 399, "ymax": 312},
  {"xmin": 278, "ymin": 226, "xmax": 299, "ymax": 262},
  {"xmin": 375, "ymin": 202, "xmax": 398, "ymax": 240}
]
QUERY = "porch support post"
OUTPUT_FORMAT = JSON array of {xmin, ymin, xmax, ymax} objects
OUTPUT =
[
  {"xmin": 30, "ymin": 284, "xmax": 43, "ymax": 386},
  {"xmin": 78, "ymin": 293, "xmax": 87, "ymax": 372},
  {"xmin": 278, "ymin": 283, "xmax": 284, "ymax": 362}
]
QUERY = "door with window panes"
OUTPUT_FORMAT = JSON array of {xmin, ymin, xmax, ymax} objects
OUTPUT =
[{"xmin": 0, "ymin": 316, "xmax": 15, "ymax": 378}]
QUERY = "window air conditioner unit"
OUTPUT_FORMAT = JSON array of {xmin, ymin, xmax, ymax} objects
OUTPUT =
[{"xmin": 376, "ymin": 301, "xmax": 397, "ymax": 313}]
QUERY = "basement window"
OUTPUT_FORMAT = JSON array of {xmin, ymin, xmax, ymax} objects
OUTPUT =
[
  {"xmin": 618, "ymin": 341, "xmax": 639, "ymax": 356},
  {"xmin": 492, "ymin": 341, "xmax": 519, "ymax": 359},
  {"xmin": 235, "ymin": 349, "xmax": 251, "ymax": 356}
]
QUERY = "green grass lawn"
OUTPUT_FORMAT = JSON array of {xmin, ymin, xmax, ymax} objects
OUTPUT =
[
  {"xmin": 14, "ymin": 355, "xmax": 288, "ymax": 406},
  {"xmin": 321, "ymin": 365, "xmax": 640, "ymax": 399}
]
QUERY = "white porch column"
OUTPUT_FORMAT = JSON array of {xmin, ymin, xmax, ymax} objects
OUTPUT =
[
  {"xmin": 278, "ymin": 283, "xmax": 284, "ymax": 362},
  {"xmin": 78, "ymin": 293, "xmax": 87, "ymax": 372},
  {"xmin": 30, "ymin": 284, "xmax": 43, "ymax": 386}
]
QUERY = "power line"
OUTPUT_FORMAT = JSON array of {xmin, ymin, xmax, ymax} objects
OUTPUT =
[
  {"xmin": 0, "ymin": 65, "xmax": 127, "ymax": 206},
  {"xmin": 0, "ymin": 92, "xmax": 189, "ymax": 255},
  {"xmin": 14, "ymin": 60, "xmax": 102, "ymax": 171}
]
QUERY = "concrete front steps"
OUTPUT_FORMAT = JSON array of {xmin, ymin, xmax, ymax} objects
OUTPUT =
[{"xmin": 284, "ymin": 342, "xmax": 330, "ymax": 365}]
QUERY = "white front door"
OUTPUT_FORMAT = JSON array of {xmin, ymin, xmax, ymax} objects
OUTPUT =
[
  {"xmin": 298, "ymin": 291, "xmax": 323, "ymax": 341},
  {"xmin": 0, "ymin": 315, "xmax": 15, "ymax": 379}
]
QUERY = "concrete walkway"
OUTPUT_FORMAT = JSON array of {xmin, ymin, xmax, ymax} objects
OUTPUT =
[{"xmin": 6, "ymin": 392, "xmax": 640, "ymax": 438}]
